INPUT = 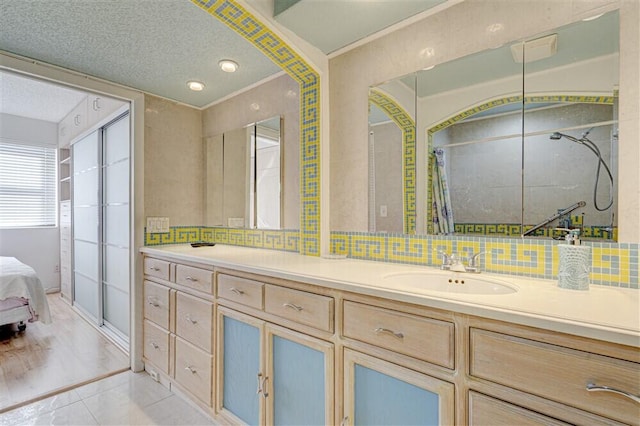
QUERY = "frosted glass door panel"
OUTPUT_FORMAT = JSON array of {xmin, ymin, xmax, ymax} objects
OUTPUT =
[
  {"xmin": 223, "ymin": 315, "xmax": 261, "ymax": 425},
  {"xmin": 104, "ymin": 159, "xmax": 129, "ymax": 204},
  {"xmin": 104, "ymin": 205, "xmax": 129, "ymax": 247},
  {"xmin": 104, "ymin": 115, "xmax": 129, "ymax": 164},
  {"xmin": 104, "ymin": 245, "xmax": 129, "ymax": 293},
  {"xmin": 73, "ymin": 206, "xmax": 99, "ymax": 242},
  {"xmin": 73, "ymin": 131, "xmax": 99, "ymax": 171},
  {"xmin": 74, "ymin": 240, "xmax": 99, "ymax": 281},
  {"xmin": 103, "ymin": 285, "xmax": 129, "ymax": 337},
  {"xmin": 272, "ymin": 335, "xmax": 326, "ymax": 426},
  {"xmin": 354, "ymin": 365, "xmax": 439, "ymax": 425},
  {"xmin": 74, "ymin": 273, "xmax": 99, "ymax": 319},
  {"xmin": 73, "ymin": 169, "xmax": 98, "ymax": 206}
]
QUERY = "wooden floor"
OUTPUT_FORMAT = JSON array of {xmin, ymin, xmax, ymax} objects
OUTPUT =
[{"xmin": 0, "ymin": 293, "xmax": 130, "ymax": 413}]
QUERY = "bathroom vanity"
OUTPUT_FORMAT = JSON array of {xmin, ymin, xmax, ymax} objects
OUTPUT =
[{"xmin": 140, "ymin": 244, "xmax": 639, "ymax": 425}]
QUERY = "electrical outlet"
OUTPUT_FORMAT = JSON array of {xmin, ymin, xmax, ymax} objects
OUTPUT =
[
  {"xmin": 149, "ymin": 369, "xmax": 159, "ymax": 382},
  {"xmin": 380, "ymin": 205, "xmax": 388, "ymax": 218}
]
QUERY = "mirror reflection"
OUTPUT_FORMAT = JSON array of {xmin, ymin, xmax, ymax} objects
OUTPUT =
[
  {"xmin": 368, "ymin": 11, "xmax": 619, "ymax": 240},
  {"xmin": 205, "ymin": 116, "xmax": 283, "ymax": 229}
]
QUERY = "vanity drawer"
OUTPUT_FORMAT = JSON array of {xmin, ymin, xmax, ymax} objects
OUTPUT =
[
  {"xmin": 468, "ymin": 391, "xmax": 569, "ymax": 426},
  {"xmin": 144, "ymin": 257, "xmax": 170, "ymax": 281},
  {"xmin": 144, "ymin": 281, "xmax": 171, "ymax": 329},
  {"xmin": 176, "ymin": 292, "xmax": 213, "ymax": 352},
  {"xmin": 217, "ymin": 274, "xmax": 264, "ymax": 310},
  {"xmin": 143, "ymin": 320, "xmax": 170, "ymax": 374},
  {"xmin": 175, "ymin": 336, "xmax": 213, "ymax": 406},
  {"xmin": 469, "ymin": 328, "xmax": 640, "ymax": 425},
  {"xmin": 264, "ymin": 284, "xmax": 333, "ymax": 332},
  {"xmin": 343, "ymin": 300, "xmax": 454, "ymax": 369},
  {"xmin": 176, "ymin": 264, "xmax": 213, "ymax": 293}
]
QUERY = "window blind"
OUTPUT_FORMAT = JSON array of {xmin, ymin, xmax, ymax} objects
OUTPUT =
[{"xmin": 0, "ymin": 142, "xmax": 57, "ymax": 227}]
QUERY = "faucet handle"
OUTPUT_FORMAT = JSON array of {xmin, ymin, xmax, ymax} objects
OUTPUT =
[
  {"xmin": 435, "ymin": 250, "xmax": 452, "ymax": 270},
  {"xmin": 468, "ymin": 251, "xmax": 485, "ymax": 267}
]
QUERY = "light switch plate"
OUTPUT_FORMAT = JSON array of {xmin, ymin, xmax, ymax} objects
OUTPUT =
[{"xmin": 146, "ymin": 217, "xmax": 170, "ymax": 233}]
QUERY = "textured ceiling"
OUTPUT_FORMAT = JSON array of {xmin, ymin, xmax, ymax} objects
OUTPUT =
[
  {"xmin": 0, "ymin": 71, "xmax": 87, "ymax": 123},
  {"xmin": 0, "ymin": 0, "xmax": 281, "ymax": 108}
]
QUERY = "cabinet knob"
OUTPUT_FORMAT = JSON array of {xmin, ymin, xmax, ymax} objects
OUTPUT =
[
  {"xmin": 230, "ymin": 287, "xmax": 245, "ymax": 295},
  {"xmin": 150, "ymin": 342, "xmax": 159, "ymax": 349},
  {"xmin": 374, "ymin": 327, "xmax": 404, "ymax": 339},
  {"xmin": 185, "ymin": 314, "xmax": 198, "ymax": 325},
  {"xmin": 283, "ymin": 302, "xmax": 303, "ymax": 312},
  {"xmin": 586, "ymin": 382, "xmax": 640, "ymax": 403},
  {"xmin": 185, "ymin": 276, "xmax": 198, "ymax": 282},
  {"xmin": 147, "ymin": 298, "xmax": 160, "ymax": 308},
  {"xmin": 185, "ymin": 366, "xmax": 197, "ymax": 374},
  {"xmin": 150, "ymin": 266, "xmax": 160, "ymax": 271}
]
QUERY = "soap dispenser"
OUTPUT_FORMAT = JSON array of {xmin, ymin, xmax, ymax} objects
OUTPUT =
[{"xmin": 557, "ymin": 229, "xmax": 591, "ymax": 290}]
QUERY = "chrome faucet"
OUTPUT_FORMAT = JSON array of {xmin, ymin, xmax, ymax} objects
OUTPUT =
[
  {"xmin": 465, "ymin": 251, "xmax": 485, "ymax": 273},
  {"xmin": 436, "ymin": 250, "xmax": 485, "ymax": 273}
]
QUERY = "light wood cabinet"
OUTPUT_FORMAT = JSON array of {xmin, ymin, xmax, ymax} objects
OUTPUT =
[
  {"xmin": 142, "ymin": 254, "xmax": 639, "ymax": 425},
  {"xmin": 343, "ymin": 348, "xmax": 454, "ymax": 425},
  {"xmin": 469, "ymin": 326, "xmax": 640, "ymax": 425},
  {"xmin": 216, "ymin": 306, "xmax": 334, "ymax": 426},
  {"xmin": 142, "ymin": 258, "xmax": 215, "ymax": 409}
]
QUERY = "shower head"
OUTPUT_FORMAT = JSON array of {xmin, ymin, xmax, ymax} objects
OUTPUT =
[{"xmin": 550, "ymin": 132, "xmax": 562, "ymax": 140}]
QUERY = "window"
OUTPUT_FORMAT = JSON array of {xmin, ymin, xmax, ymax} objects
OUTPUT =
[{"xmin": 0, "ymin": 142, "xmax": 57, "ymax": 227}]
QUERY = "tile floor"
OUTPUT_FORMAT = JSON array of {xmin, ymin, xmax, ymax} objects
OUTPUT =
[{"xmin": 0, "ymin": 371, "xmax": 218, "ymax": 425}]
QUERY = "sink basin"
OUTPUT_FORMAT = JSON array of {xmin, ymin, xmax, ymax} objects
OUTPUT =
[{"xmin": 383, "ymin": 272, "xmax": 518, "ymax": 295}]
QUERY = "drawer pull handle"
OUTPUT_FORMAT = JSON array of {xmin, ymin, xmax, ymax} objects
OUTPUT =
[
  {"xmin": 150, "ymin": 266, "xmax": 160, "ymax": 271},
  {"xmin": 147, "ymin": 298, "xmax": 160, "ymax": 308},
  {"xmin": 185, "ymin": 315, "xmax": 198, "ymax": 325},
  {"xmin": 586, "ymin": 383, "xmax": 640, "ymax": 403},
  {"xmin": 257, "ymin": 373, "xmax": 269, "ymax": 398},
  {"xmin": 150, "ymin": 342, "xmax": 159, "ymax": 349},
  {"xmin": 374, "ymin": 327, "xmax": 404, "ymax": 339},
  {"xmin": 185, "ymin": 276, "xmax": 198, "ymax": 282},
  {"xmin": 283, "ymin": 302, "xmax": 303, "ymax": 312},
  {"xmin": 230, "ymin": 287, "xmax": 245, "ymax": 295},
  {"xmin": 185, "ymin": 366, "xmax": 197, "ymax": 374}
]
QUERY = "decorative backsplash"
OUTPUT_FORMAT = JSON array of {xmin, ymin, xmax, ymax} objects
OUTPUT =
[
  {"xmin": 454, "ymin": 222, "xmax": 618, "ymax": 240},
  {"xmin": 145, "ymin": 226, "xmax": 637, "ymax": 288},
  {"xmin": 330, "ymin": 231, "xmax": 638, "ymax": 289},
  {"xmin": 145, "ymin": 226, "xmax": 299, "ymax": 253}
]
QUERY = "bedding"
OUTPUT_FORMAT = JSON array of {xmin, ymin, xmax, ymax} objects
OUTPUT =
[{"xmin": 0, "ymin": 256, "xmax": 52, "ymax": 325}]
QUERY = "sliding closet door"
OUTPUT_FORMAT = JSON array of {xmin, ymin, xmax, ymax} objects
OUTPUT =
[
  {"xmin": 72, "ymin": 131, "xmax": 101, "ymax": 321},
  {"xmin": 102, "ymin": 115, "xmax": 130, "ymax": 340}
]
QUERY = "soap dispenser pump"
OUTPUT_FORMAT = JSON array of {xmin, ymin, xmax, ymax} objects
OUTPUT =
[{"xmin": 558, "ymin": 229, "xmax": 590, "ymax": 290}]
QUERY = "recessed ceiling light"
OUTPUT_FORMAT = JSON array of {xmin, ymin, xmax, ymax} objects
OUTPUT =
[
  {"xmin": 187, "ymin": 81, "xmax": 205, "ymax": 91},
  {"xmin": 219, "ymin": 59, "xmax": 239, "ymax": 73}
]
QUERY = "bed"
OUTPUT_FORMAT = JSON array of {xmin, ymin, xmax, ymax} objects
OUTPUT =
[{"xmin": 0, "ymin": 256, "xmax": 52, "ymax": 330}]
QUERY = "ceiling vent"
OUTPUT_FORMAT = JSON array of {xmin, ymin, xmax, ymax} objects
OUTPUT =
[{"xmin": 511, "ymin": 33, "xmax": 557, "ymax": 63}]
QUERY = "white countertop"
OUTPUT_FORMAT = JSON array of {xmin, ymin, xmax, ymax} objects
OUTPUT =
[{"xmin": 141, "ymin": 244, "xmax": 640, "ymax": 347}]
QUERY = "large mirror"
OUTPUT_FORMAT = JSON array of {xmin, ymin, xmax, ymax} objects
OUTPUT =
[
  {"xmin": 205, "ymin": 116, "xmax": 285, "ymax": 229},
  {"xmin": 369, "ymin": 11, "xmax": 619, "ymax": 240}
]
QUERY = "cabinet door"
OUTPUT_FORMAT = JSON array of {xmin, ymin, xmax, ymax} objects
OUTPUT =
[
  {"xmin": 217, "ymin": 307, "xmax": 264, "ymax": 425},
  {"xmin": 343, "ymin": 349, "xmax": 454, "ymax": 426},
  {"xmin": 265, "ymin": 324, "xmax": 334, "ymax": 426}
]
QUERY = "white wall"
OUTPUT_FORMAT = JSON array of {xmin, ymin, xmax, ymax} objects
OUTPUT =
[{"xmin": 0, "ymin": 113, "xmax": 60, "ymax": 291}]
